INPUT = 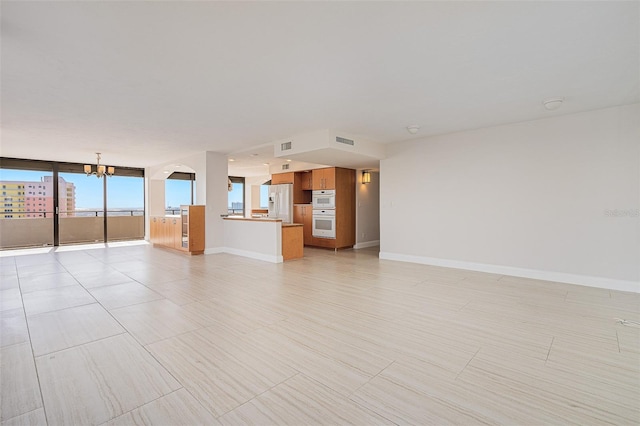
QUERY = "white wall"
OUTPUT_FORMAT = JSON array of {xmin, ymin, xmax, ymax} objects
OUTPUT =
[
  {"xmin": 223, "ymin": 219, "xmax": 283, "ymax": 263},
  {"xmin": 380, "ymin": 104, "xmax": 640, "ymax": 292},
  {"xmin": 355, "ymin": 170, "xmax": 380, "ymax": 248},
  {"xmin": 157, "ymin": 151, "xmax": 228, "ymax": 252}
]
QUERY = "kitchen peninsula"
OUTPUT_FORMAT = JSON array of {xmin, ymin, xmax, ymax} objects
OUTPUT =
[{"xmin": 222, "ymin": 217, "xmax": 303, "ymax": 262}]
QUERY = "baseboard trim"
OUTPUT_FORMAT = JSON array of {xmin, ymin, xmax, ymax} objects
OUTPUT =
[
  {"xmin": 378, "ymin": 252, "xmax": 639, "ymax": 293},
  {"xmin": 221, "ymin": 247, "xmax": 283, "ymax": 264},
  {"xmin": 354, "ymin": 240, "xmax": 380, "ymax": 249},
  {"xmin": 204, "ymin": 247, "xmax": 225, "ymax": 255}
]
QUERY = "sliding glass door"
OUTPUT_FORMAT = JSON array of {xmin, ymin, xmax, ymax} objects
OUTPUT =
[
  {"xmin": 0, "ymin": 158, "xmax": 145, "ymax": 249},
  {"xmin": 106, "ymin": 175, "xmax": 144, "ymax": 241},
  {"xmin": 58, "ymin": 171, "xmax": 104, "ymax": 245},
  {"xmin": 0, "ymin": 166, "xmax": 54, "ymax": 249}
]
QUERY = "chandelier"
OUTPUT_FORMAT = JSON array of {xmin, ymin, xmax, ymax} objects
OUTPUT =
[{"xmin": 84, "ymin": 153, "xmax": 114, "ymax": 178}]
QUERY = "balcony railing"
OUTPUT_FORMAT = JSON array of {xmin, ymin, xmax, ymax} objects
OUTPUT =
[{"xmin": 0, "ymin": 210, "xmax": 145, "ymax": 249}]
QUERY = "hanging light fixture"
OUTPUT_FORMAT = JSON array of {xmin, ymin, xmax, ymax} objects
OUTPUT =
[
  {"xmin": 84, "ymin": 153, "xmax": 114, "ymax": 178},
  {"xmin": 362, "ymin": 170, "xmax": 371, "ymax": 184}
]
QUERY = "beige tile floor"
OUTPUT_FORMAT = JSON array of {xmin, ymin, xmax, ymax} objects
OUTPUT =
[{"xmin": 1, "ymin": 243, "xmax": 639, "ymax": 425}]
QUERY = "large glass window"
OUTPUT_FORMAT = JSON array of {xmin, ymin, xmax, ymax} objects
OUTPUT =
[
  {"xmin": 107, "ymin": 175, "xmax": 144, "ymax": 241},
  {"xmin": 228, "ymin": 176, "xmax": 244, "ymax": 216},
  {"xmin": 0, "ymin": 166, "xmax": 54, "ymax": 248},
  {"xmin": 166, "ymin": 172, "xmax": 195, "ymax": 215},
  {"xmin": 0, "ymin": 157, "xmax": 145, "ymax": 249},
  {"xmin": 58, "ymin": 172, "xmax": 104, "ymax": 244},
  {"xmin": 260, "ymin": 184, "xmax": 269, "ymax": 209}
]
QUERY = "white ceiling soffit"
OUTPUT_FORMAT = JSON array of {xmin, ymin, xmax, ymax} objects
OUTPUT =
[
  {"xmin": 273, "ymin": 129, "xmax": 385, "ymax": 170},
  {"xmin": 1, "ymin": 1, "xmax": 638, "ymax": 169}
]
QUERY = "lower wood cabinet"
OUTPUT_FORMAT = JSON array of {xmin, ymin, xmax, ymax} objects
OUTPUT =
[
  {"xmin": 293, "ymin": 204, "xmax": 313, "ymax": 245},
  {"xmin": 150, "ymin": 205, "xmax": 204, "ymax": 255}
]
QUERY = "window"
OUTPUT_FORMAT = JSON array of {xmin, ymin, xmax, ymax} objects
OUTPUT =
[
  {"xmin": 1, "ymin": 157, "xmax": 144, "ymax": 248},
  {"xmin": 0, "ymin": 164, "xmax": 54, "ymax": 247},
  {"xmin": 165, "ymin": 172, "xmax": 195, "ymax": 215},
  {"xmin": 228, "ymin": 176, "xmax": 245, "ymax": 217},
  {"xmin": 260, "ymin": 184, "xmax": 269, "ymax": 209}
]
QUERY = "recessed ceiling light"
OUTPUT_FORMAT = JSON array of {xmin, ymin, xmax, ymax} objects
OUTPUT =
[
  {"xmin": 228, "ymin": 158, "xmax": 235, "ymax": 162},
  {"xmin": 407, "ymin": 125, "xmax": 420, "ymax": 134},
  {"xmin": 163, "ymin": 170, "xmax": 170, "ymax": 174},
  {"xmin": 543, "ymin": 97, "xmax": 564, "ymax": 111},
  {"xmin": 263, "ymin": 163, "xmax": 270, "ymax": 166},
  {"xmin": 286, "ymin": 159, "xmax": 292, "ymax": 162}
]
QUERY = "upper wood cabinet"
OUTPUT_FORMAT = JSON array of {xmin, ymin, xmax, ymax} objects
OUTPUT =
[
  {"xmin": 271, "ymin": 172, "xmax": 294, "ymax": 184},
  {"xmin": 293, "ymin": 173, "xmax": 311, "ymax": 204},
  {"xmin": 298, "ymin": 171, "xmax": 313, "ymax": 190},
  {"xmin": 312, "ymin": 168, "xmax": 336, "ymax": 190}
]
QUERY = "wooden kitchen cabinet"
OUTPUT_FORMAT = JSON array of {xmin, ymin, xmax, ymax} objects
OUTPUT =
[
  {"xmin": 167, "ymin": 217, "xmax": 182, "ymax": 249},
  {"xmin": 271, "ymin": 172, "xmax": 294, "ymax": 184},
  {"xmin": 180, "ymin": 205, "xmax": 205, "ymax": 254},
  {"xmin": 274, "ymin": 167, "xmax": 354, "ymax": 250},
  {"xmin": 293, "ymin": 204, "xmax": 313, "ymax": 245},
  {"xmin": 313, "ymin": 167, "xmax": 355, "ymax": 249},
  {"xmin": 298, "ymin": 171, "xmax": 313, "ymax": 190},
  {"xmin": 282, "ymin": 224, "xmax": 304, "ymax": 261},
  {"xmin": 312, "ymin": 167, "xmax": 336, "ymax": 190},
  {"xmin": 149, "ymin": 205, "xmax": 204, "ymax": 255},
  {"xmin": 150, "ymin": 216, "xmax": 159, "ymax": 244},
  {"xmin": 293, "ymin": 173, "xmax": 311, "ymax": 204}
]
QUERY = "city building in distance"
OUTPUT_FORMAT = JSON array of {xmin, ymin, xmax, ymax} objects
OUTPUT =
[{"xmin": 0, "ymin": 176, "xmax": 75, "ymax": 218}]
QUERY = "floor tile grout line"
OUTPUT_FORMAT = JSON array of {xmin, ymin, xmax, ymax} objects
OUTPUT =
[
  {"xmin": 299, "ymin": 371, "xmax": 401, "ymax": 426},
  {"xmin": 216, "ymin": 372, "xmax": 303, "ymax": 420},
  {"xmin": 455, "ymin": 347, "xmax": 481, "ymax": 380},
  {"xmin": 15, "ymin": 265, "xmax": 51, "ymax": 426},
  {"xmin": 545, "ymin": 336, "xmax": 555, "ymax": 364},
  {"xmin": 32, "ymin": 331, "xmax": 129, "ymax": 359},
  {"xmin": 347, "ymin": 359, "xmax": 396, "ymax": 398},
  {"xmin": 24, "ymin": 300, "xmax": 101, "ymax": 318},
  {"xmin": 99, "ymin": 387, "xmax": 187, "ymax": 424},
  {"xmin": 0, "ymin": 407, "xmax": 45, "ymax": 424}
]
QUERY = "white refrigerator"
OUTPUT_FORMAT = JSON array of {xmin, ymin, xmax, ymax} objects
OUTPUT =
[{"xmin": 267, "ymin": 184, "xmax": 293, "ymax": 223}]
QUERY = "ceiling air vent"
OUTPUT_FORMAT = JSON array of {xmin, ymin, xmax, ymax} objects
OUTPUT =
[
  {"xmin": 281, "ymin": 141, "xmax": 292, "ymax": 151},
  {"xmin": 281, "ymin": 164, "xmax": 290, "ymax": 170},
  {"xmin": 336, "ymin": 136, "xmax": 354, "ymax": 146}
]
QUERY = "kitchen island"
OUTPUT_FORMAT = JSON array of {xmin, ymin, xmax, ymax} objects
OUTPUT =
[{"xmin": 222, "ymin": 217, "xmax": 303, "ymax": 263}]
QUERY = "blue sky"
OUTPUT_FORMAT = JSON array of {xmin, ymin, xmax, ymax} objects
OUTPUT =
[{"xmin": 1, "ymin": 169, "xmax": 246, "ymax": 209}]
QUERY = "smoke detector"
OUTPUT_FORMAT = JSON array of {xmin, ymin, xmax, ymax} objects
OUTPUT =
[
  {"xmin": 407, "ymin": 125, "xmax": 420, "ymax": 134},
  {"xmin": 543, "ymin": 97, "xmax": 564, "ymax": 111}
]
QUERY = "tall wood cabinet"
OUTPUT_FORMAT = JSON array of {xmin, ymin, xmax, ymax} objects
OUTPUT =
[
  {"xmin": 319, "ymin": 167, "xmax": 355, "ymax": 249},
  {"xmin": 150, "ymin": 205, "xmax": 205, "ymax": 255}
]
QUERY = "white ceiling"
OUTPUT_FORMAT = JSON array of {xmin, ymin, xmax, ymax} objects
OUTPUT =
[{"xmin": 1, "ymin": 1, "xmax": 638, "ymax": 172}]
